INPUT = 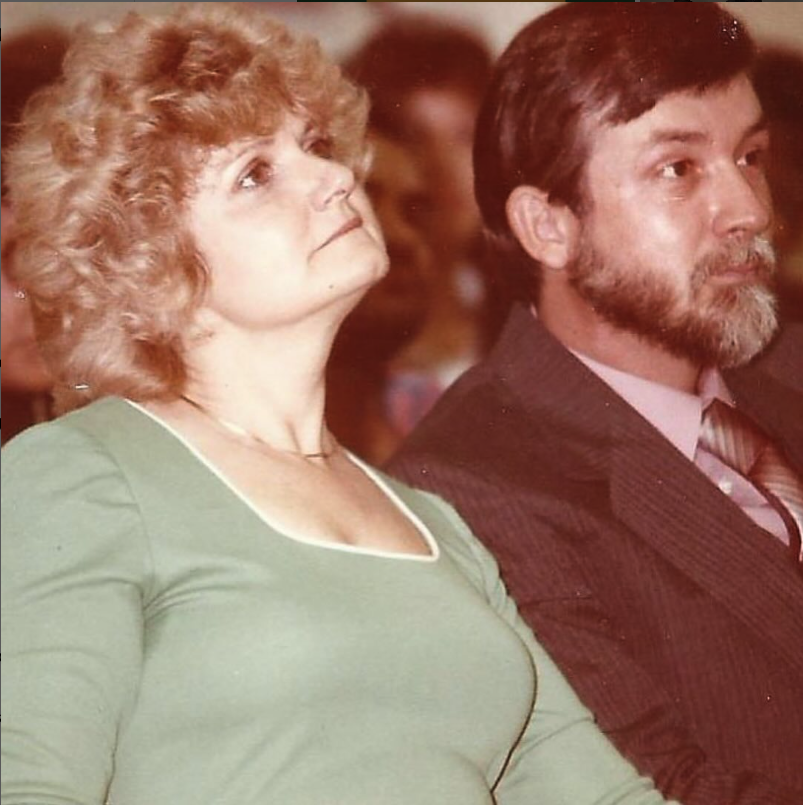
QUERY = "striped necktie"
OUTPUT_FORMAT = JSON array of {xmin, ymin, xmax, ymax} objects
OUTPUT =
[{"xmin": 699, "ymin": 399, "xmax": 803, "ymax": 564}]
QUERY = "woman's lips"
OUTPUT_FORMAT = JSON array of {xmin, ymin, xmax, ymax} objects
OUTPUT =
[{"xmin": 318, "ymin": 216, "xmax": 363, "ymax": 250}]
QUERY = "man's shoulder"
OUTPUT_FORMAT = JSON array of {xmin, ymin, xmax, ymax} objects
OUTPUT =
[
  {"xmin": 391, "ymin": 358, "xmax": 517, "ymax": 465},
  {"xmin": 388, "ymin": 306, "xmax": 621, "ymax": 483}
]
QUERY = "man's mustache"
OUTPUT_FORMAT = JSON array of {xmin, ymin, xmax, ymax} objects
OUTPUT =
[{"xmin": 694, "ymin": 237, "xmax": 776, "ymax": 285}]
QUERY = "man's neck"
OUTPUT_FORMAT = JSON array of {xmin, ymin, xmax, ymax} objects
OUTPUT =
[{"xmin": 536, "ymin": 299, "xmax": 702, "ymax": 394}]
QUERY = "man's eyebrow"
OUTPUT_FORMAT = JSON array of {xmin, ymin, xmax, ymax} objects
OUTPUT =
[
  {"xmin": 645, "ymin": 128, "xmax": 709, "ymax": 147},
  {"xmin": 644, "ymin": 116, "xmax": 769, "ymax": 148},
  {"xmin": 741, "ymin": 116, "xmax": 770, "ymax": 141}
]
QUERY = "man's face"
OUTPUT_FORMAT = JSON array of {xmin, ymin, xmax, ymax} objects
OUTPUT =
[{"xmin": 569, "ymin": 74, "xmax": 777, "ymax": 369}]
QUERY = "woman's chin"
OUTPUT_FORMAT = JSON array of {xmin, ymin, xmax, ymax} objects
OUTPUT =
[{"xmin": 356, "ymin": 251, "xmax": 391, "ymax": 293}]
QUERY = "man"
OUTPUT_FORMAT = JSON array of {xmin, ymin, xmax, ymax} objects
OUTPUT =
[{"xmin": 389, "ymin": 4, "xmax": 803, "ymax": 804}]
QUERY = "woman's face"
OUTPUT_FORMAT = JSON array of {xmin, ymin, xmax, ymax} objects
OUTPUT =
[{"xmin": 186, "ymin": 114, "xmax": 388, "ymax": 333}]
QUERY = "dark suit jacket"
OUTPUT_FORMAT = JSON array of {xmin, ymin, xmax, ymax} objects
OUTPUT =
[{"xmin": 388, "ymin": 304, "xmax": 803, "ymax": 805}]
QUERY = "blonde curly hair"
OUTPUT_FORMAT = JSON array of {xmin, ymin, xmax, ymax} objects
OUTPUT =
[{"xmin": 6, "ymin": 3, "xmax": 368, "ymax": 412}]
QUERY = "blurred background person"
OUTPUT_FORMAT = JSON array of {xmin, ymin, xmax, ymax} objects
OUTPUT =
[
  {"xmin": 1, "ymin": 25, "xmax": 69, "ymax": 443},
  {"xmin": 1, "ymin": 215, "xmax": 53, "ymax": 443},
  {"xmin": 752, "ymin": 46, "xmax": 803, "ymax": 323},
  {"xmin": 344, "ymin": 16, "xmax": 512, "ymax": 431},
  {"xmin": 327, "ymin": 130, "xmax": 436, "ymax": 463}
]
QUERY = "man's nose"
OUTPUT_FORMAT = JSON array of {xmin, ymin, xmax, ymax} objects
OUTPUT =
[{"xmin": 711, "ymin": 164, "xmax": 772, "ymax": 240}]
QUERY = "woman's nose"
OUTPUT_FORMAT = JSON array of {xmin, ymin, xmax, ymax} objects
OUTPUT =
[{"xmin": 312, "ymin": 159, "xmax": 356, "ymax": 211}]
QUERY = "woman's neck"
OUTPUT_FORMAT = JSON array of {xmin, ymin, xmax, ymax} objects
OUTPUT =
[{"xmin": 182, "ymin": 323, "xmax": 334, "ymax": 455}]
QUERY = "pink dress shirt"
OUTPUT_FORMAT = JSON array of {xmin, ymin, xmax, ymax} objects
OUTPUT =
[{"xmin": 573, "ymin": 351, "xmax": 789, "ymax": 545}]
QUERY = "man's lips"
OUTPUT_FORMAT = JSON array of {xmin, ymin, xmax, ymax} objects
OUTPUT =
[
  {"xmin": 318, "ymin": 216, "xmax": 363, "ymax": 250},
  {"xmin": 709, "ymin": 262, "xmax": 764, "ymax": 285},
  {"xmin": 707, "ymin": 252, "xmax": 774, "ymax": 284},
  {"xmin": 718, "ymin": 263, "xmax": 755, "ymax": 275}
]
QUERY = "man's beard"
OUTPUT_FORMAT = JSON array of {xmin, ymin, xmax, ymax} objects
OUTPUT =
[{"xmin": 568, "ymin": 235, "xmax": 779, "ymax": 369}]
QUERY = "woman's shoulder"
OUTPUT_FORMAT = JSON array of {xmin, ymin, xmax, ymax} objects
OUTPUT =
[
  {"xmin": 4, "ymin": 395, "xmax": 133, "ymax": 445},
  {"xmin": 5, "ymin": 394, "xmax": 173, "ymax": 447},
  {"xmin": 2, "ymin": 398, "xmax": 159, "ymax": 628},
  {"xmin": 1, "ymin": 396, "xmax": 177, "ymax": 487}
]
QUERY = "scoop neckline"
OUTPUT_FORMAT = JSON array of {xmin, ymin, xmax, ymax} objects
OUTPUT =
[{"xmin": 124, "ymin": 399, "xmax": 440, "ymax": 563}]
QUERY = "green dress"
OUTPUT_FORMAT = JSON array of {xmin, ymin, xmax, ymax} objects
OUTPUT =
[{"xmin": 1, "ymin": 397, "xmax": 674, "ymax": 805}]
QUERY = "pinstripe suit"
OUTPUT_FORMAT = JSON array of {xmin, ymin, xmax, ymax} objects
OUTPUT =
[{"xmin": 388, "ymin": 303, "xmax": 803, "ymax": 805}]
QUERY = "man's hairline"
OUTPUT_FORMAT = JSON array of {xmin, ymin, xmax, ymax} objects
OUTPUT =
[{"xmin": 501, "ymin": 70, "xmax": 759, "ymax": 220}]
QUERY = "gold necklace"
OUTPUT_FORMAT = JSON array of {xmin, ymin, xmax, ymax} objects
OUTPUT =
[{"xmin": 180, "ymin": 394, "xmax": 336, "ymax": 460}]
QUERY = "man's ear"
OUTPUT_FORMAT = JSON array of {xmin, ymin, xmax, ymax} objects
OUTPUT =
[{"xmin": 505, "ymin": 186, "xmax": 579, "ymax": 270}]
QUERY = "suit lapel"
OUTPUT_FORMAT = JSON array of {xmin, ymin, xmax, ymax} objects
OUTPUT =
[
  {"xmin": 495, "ymin": 309, "xmax": 803, "ymax": 676},
  {"xmin": 609, "ymin": 422, "xmax": 803, "ymax": 676}
]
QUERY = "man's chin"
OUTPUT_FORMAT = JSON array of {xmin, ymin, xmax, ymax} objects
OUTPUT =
[{"xmin": 694, "ymin": 285, "xmax": 779, "ymax": 368}]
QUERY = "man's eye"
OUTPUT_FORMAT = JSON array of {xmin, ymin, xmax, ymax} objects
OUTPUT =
[
  {"xmin": 238, "ymin": 159, "xmax": 273, "ymax": 190},
  {"xmin": 659, "ymin": 160, "xmax": 694, "ymax": 180},
  {"xmin": 740, "ymin": 147, "xmax": 766, "ymax": 169}
]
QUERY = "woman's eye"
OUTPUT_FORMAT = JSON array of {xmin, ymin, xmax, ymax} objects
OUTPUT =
[
  {"xmin": 659, "ymin": 160, "xmax": 694, "ymax": 180},
  {"xmin": 305, "ymin": 136, "xmax": 334, "ymax": 159},
  {"xmin": 238, "ymin": 159, "xmax": 273, "ymax": 190}
]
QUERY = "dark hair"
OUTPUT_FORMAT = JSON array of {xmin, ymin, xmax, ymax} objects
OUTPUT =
[
  {"xmin": 474, "ymin": 2, "xmax": 756, "ymax": 301},
  {"xmin": 344, "ymin": 15, "xmax": 492, "ymax": 139}
]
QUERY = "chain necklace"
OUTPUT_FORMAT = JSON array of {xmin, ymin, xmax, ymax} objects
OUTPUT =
[{"xmin": 180, "ymin": 394, "xmax": 336, "ymax": 460}]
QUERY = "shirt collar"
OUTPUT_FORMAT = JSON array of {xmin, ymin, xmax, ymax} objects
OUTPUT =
[{"xmin": 571, "ymin": 348, "xmax": 734, "ymax": 460}]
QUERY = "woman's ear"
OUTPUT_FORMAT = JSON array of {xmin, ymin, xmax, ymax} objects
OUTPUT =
[{"xmin": 505, "ymin": 186, "xmax": 579, "ymax": 271}]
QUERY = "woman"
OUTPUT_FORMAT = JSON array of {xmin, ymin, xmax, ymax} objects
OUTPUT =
[{"xmin": 1, "ymin": 5, "xmax": 677, "ymax": 804}]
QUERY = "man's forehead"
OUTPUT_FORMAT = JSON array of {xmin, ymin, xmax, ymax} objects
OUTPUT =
[{"xmin": 592, "ymin": 74, "xmax": 765, "ymax": 149}]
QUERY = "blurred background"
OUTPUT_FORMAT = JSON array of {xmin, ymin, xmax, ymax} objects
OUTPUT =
[
  {"xmin": 5, "ymin": 2, "xmax": 803, "ymax": 58},
  {"xmin": 3, "ymin": 2, "xmax": 803, "ymax": 456}
]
